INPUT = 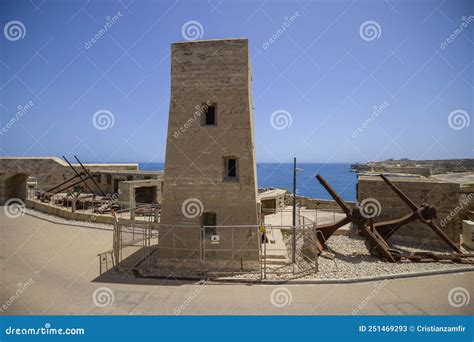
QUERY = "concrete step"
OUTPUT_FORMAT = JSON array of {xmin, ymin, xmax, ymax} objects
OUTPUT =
[
  {"xmin": 263, "ymin": 252, "xmax": 287, "ymax": 259},
  {"xmin": 262, "ymin": 257, "xmax": 290, "ymax": 265}
]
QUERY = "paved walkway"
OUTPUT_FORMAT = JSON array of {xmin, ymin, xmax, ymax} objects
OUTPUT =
[
  {"xmin": 264, "ymin": 206, "xmax": 349, "ymax": 227},
  {"xmin": 1, "ymin": 209, "xmax": 472, "ymax": 315}
]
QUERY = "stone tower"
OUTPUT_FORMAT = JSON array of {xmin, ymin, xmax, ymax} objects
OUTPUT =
[{"xmin": 158, "ymin": 39, "xmax": 260, "ymax": 269}]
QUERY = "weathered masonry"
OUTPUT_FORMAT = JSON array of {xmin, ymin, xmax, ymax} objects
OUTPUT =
[
  {"xmin": 0, "ymin": 157, "xmax": 163, "ymax": 206},
  {"xmin": 357, "ymin": 176, "xmax": 461, "ymax": 246},
  {"xmin": 159, "ymin": 39, "xmax": 260, "ymax": 268}
]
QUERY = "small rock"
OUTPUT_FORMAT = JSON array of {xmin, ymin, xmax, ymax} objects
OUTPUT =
[{"xmin": 320, "ymin": 251, "xmax": 335, "ymax": 260}]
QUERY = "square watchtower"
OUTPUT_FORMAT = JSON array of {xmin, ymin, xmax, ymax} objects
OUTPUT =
[{"xmin": 159, "ymin": 39, "xmax": 260, "ymax": 270}]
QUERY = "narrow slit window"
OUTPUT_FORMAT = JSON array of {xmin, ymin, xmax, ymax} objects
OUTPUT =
[
  {"xmin": 227, "ymin": 158, "xmax": 237, "ymax": 178},
  {"xmin": 224, "ymin": 157, "xmax": 238, "ymax": 181},
  {"xmin": 203, "ymin": 104, "xmax": 216, "ymax": 126}
]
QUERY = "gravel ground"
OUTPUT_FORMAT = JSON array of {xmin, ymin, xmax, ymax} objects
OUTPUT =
[
  {"xmin": 142, "ymin": 230, "xmax": 474, "ymax": 282},
  {"xmin": 228, "ymin": 228, "xmax": 474, "ymax": 281},
  {"xmin": 303, "ymin": 234, "xmax": 473, "ymax": 281}
]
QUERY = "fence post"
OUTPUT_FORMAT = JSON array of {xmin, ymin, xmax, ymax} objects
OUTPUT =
[
  {"xmin": 263, "ymin": 232, "xmax": 267, "ymax": 279},
  {"xmin": 259, "ymin": 228, "xmax": 263, "ymax": 281},
  {"xmin": 231, "ymin": 227, "xmax": 235, "ymax": 275}
]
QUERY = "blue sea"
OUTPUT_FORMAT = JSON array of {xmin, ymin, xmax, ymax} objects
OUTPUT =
[{"xmin": 139, "ymin": 162, "xmax": 357, "ymax": 201}]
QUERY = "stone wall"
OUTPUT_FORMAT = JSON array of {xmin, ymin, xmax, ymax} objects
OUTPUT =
[
  {"xmin": 118, "ymin": 178, "xmax": 162, "ymax": 208},
  {"xmin": 357, "ymin": 176, "xmax": 461, "ymax": 245},
  {"xmin": 368, "ymin": 166, "xmax": 431, "ymax": 176},
  {"xmin": 95, "ymin": 171, "xmax": 163, "ymax": 195},
  {"xmin": 1, "ymin": 157, "xmax": 82, "ymax": 203},
  {"xmin": 25, "ymin": 199, "xmax": 159, "ymax": 229},
  {"xmin": 292, "ymin": 195, "xmax": 355, "ymax": 210},
  {"xmin": 0, "ymin": 157, "xmax": 160, "ymax": 204},
  {"xmin": 458, "ymin": 188, "xmax": 474, "ymax": 221},
  {"xmin": 81, "ymin": 164, "xmax": 138, "ymax": 172}
]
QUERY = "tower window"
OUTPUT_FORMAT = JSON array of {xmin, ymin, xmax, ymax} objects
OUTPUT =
[
  {"xmin": 224, "ymin": 157, "xmax": 238, "ymax": 181},
  {"xmin": 202, "ymin": 103, "xmax": 216, "ymax": 126}
]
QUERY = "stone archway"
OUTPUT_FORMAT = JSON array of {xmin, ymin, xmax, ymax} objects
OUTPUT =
[{"xmin": 4, "ymin": 173, "xmax": 29, "ymax": 203}]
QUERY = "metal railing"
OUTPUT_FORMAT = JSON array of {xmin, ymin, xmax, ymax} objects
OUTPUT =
[
  {"xmin": 96, "ymin": 202, "xmax": 352, "ymax": 279},
  {"xmin": 103, "ymin": 216, "xmax": 321, "ymax": 280},
  {"xmin": 111, "ymin": 211, "xmax": 158, "ymax": 275}
]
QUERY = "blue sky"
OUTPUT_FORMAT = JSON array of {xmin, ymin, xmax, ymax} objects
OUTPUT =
[{"xmin": 0, "ymin": 0, "xmax": 472, "ymax": 163}]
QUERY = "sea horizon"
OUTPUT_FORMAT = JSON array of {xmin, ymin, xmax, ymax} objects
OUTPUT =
[{"xmin": 138, "ymin": 162, "xmax": 357, "ymax": 201}]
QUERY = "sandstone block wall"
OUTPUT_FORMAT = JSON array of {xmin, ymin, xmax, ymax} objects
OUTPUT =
[
  {"xmin": 292, "ymin": 195, "xmax": 356, "ymax": 210},
  {"xmin": 118, "ymin": 178, "xmax": 162, "ymax": 208},
  {"xmin": 0, "ymin": 157, "xmax": 80, "ymax": 203},
  {"xmin": 357, "ymin": 176, "xmax": 461, "ymax": 245},
  {"xmin": 459, "ymin": 188, "xmax": 474, "ymax": 221},
  {"xmin": 368, "ymin": 166, "xmax": 431, "ymax": 176},
  {"xmin": 0, "ymin": 157, "xmax": 160, "ymax": 204},
  {"xmin": 94, "ymin": 171, "xmax": 163, "ymax": 196}
]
